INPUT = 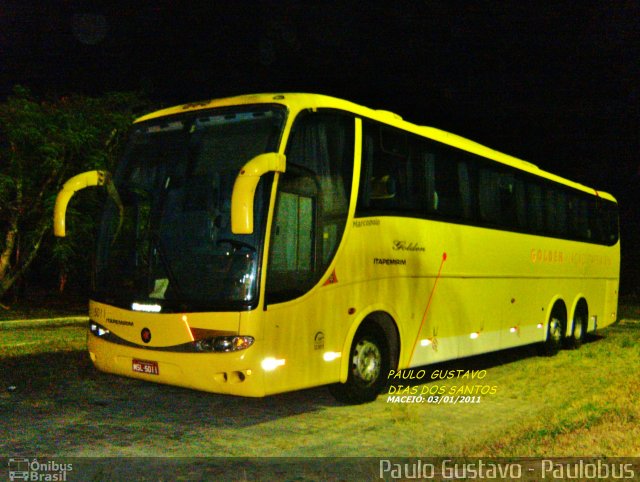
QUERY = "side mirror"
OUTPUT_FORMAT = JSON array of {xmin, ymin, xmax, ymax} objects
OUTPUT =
[
  {"xmin": 231, "ymin": 153, "xmax": 286, "ymax": 234},
  {"xmin": 53, "ymin": 170, "xmax": 121, "ymax": 237}
]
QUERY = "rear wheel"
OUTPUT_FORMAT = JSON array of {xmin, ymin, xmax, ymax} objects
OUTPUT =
[
  {"xmin": 569, "ymin": 309, "xmax": 587, "ymax": 349},
  {"xmin": 329, "ymin": 326, "xmax": 390, "ymax": 404},
  {"xmin": 541, "ymin": 315, "xmax": 564, "ymax": 356}
]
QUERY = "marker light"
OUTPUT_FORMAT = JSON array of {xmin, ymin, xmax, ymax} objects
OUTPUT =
[
  {"xmin": 537, "ymin": 323, "xmax": 544, "ymax": 329},
  {"xmin": 420, "ymin": 339, "xmax": 432, "ymax": 346},
  {"xmin": 510, "ymin": 326, "xmax": 518, "ymax": 333},
  {"xmin": 261, "ymin": 357, "xmax": 286, "ymax": 371},
  {"xmin": 132, "ymin": 302, "xmax": 162, "ymax": 313},
  {"xmin": 470, "ymin": 332, "xmax": 480, "ymax": 340},
  {"xmin": 323, "ymin": 352, "xmax": 341, "ymax": 362}
]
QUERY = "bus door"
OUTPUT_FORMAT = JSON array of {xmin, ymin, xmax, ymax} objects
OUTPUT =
[{"xmin": 262, "ymin": 111, "xmax": 356, "ymax": 394}]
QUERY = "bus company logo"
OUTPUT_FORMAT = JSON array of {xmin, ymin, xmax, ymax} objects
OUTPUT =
[
  {"xmin": 314, "ymin": 331, "xmax": 325, "ymax": 350},
  {"xmin": 105, "ymin": 317, "xmax": 133, "ymax": 327},
  {"xmin": 8, "ymin": 458, "xmax": 73, "ymax": 481},
  {"xmin": 393, "ymin": 240, "xmax": 425, "ymax": 252},
  {"xmin": 141, "ymin": 328, "xmax": 152, "ymax": 344}
]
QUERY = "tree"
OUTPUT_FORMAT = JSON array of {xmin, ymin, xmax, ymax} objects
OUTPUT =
[{"xmin": 0, "ymin": 86, "xmax": 149, "ymax": 301}]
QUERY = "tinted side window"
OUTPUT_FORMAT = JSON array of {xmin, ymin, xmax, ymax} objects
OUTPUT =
[
  {"xmin": 568, "ymin": 196, "xmax": 590, "ymax": 240},
  {"xmin": 356, "ymin": 121, "xmax": 472, "ymax": 221},
  {"xmin": 415, "ymin": 139, "xmax": 473, "ymax": 221},
  {"xmin": 358, "ymin": 122, "xmax": 422, "ymax": 213},
  {"xmin": 545, "ymin": 188, "xmax": 568, "ymax": 236},
  {"xmin": 590, "ymin": 198, "xmax": 619, "ymax": 245},
  {"xmin": 353, "ymin": 119, "xmax": 618, "ymax": 246},
  {"xmin": 478, "ymin": 168, "xmax": 526, "ymax": 229}
]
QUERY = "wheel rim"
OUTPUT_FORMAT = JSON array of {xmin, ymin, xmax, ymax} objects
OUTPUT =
[
  {"xmin": 352, "ymin": 338, "xmax": 381, "ymax": 386},
  {"xmin": 549, "ymin": 318, "xmax": 562, "ymax": 344}
]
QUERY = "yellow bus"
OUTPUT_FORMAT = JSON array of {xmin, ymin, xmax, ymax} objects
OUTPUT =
[{"xmin": 54, "ymin": 93, "xmax": 620, "ymax": 403}]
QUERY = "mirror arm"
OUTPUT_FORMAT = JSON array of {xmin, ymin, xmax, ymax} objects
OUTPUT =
[
  {"xmin": 231, "ymin": 153, "xmax": 286, "ymax": 234},
  {"xmin": 53, "ymin": 170, "xmax": 111, "ymax": 237}
]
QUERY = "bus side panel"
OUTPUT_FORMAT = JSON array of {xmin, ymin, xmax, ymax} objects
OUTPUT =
[
  {"xmin": 262, "ymin": 285, "xmax": 354, "ymax": 395},
  {"xmin": 341, "ymin": 217, "xmax": 620, "ymax": 370},
  {"xmin": 601, "ymin": 278, "xmax": 620, "ymax": 329},
  {"xmin": 260, "ymin": 215, "xmax": 619, "ymax": 394}
]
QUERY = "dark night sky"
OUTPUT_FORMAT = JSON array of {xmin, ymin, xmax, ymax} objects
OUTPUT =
[{"xmin": 1, "ymin": 1, "xmax": 639, "ymax": 291}]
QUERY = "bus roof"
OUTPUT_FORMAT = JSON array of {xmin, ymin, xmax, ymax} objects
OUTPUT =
[{"xmin": 134, "ymin": 93, "xmax": 616, "ymax": 203}]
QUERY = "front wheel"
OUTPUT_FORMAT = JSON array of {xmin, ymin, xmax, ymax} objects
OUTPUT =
[{"xmin": 329, "ymin": 326, "xmax": 390, "ymax": 404}]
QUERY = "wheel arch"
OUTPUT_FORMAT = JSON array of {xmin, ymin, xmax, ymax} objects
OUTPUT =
[{"xmin": 338, "ymin": 309, "xmax": 400, "ymax": 383}]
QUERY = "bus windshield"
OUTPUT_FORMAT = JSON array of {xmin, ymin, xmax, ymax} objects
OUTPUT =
[{"xmin": 94, "ymin": 105, "xmax": 286, "ymax": 311}]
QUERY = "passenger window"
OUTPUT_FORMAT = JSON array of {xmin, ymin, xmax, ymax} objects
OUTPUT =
[
  {"xmin": 420, "ymin": 142, "xmax": 472, "ymax": 221},
  {"xmin": 526, "ymin": 183, "xmax": 544, "ymax": 233},
  {"xmin": 545, "ymin": 188, "xmax": 567, "ymax": 236},
  {"xmin": 479, "ymin": 168, "xmax": 526, "ymax": 229},
  {"xmin": 358, "ymin": 123, "xmax": 409, "ymax": 211},
  {"xmin": 568, "ymin": 196, "xmax": 590, "ymax": 240}
]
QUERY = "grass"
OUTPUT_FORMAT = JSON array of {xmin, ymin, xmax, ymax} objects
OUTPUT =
[
  {"xmin": 1, "ymin": 300, "xmax": 639, "ymax": 478},
  {"xmin": 0, "ymin": 289, "xmax": 86, "ymax": 321}
]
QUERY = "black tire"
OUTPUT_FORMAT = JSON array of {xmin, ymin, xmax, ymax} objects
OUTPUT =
[
  {"xmin": 569, "ymin": 310, "xmax": 587, "ymax": 349},
  {"xmin": 329, "ymin": 326, "xmax": 390, "ymax": 404},
  {"xmin": 540, "ymin": 314, "xmax": 564, "ymax": 356}
]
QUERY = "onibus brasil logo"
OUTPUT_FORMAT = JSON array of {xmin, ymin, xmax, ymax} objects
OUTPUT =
[{"xmin": 8, "ymin": 458, "xmax": 73, "ymax": 481}]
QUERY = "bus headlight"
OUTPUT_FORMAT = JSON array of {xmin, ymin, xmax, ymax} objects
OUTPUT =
[
  {"xmin": 195, "ymin": 336, "xmax": 254, "ymax": 353},
  {"xmin": 89, "ymin": 322, "xmax": 110, "ymax": 337}
]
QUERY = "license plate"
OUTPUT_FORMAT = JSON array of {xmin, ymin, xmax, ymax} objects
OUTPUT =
[{"xmin": 132, "ymin": 359, "xmax": 159, "ymax": 375}]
